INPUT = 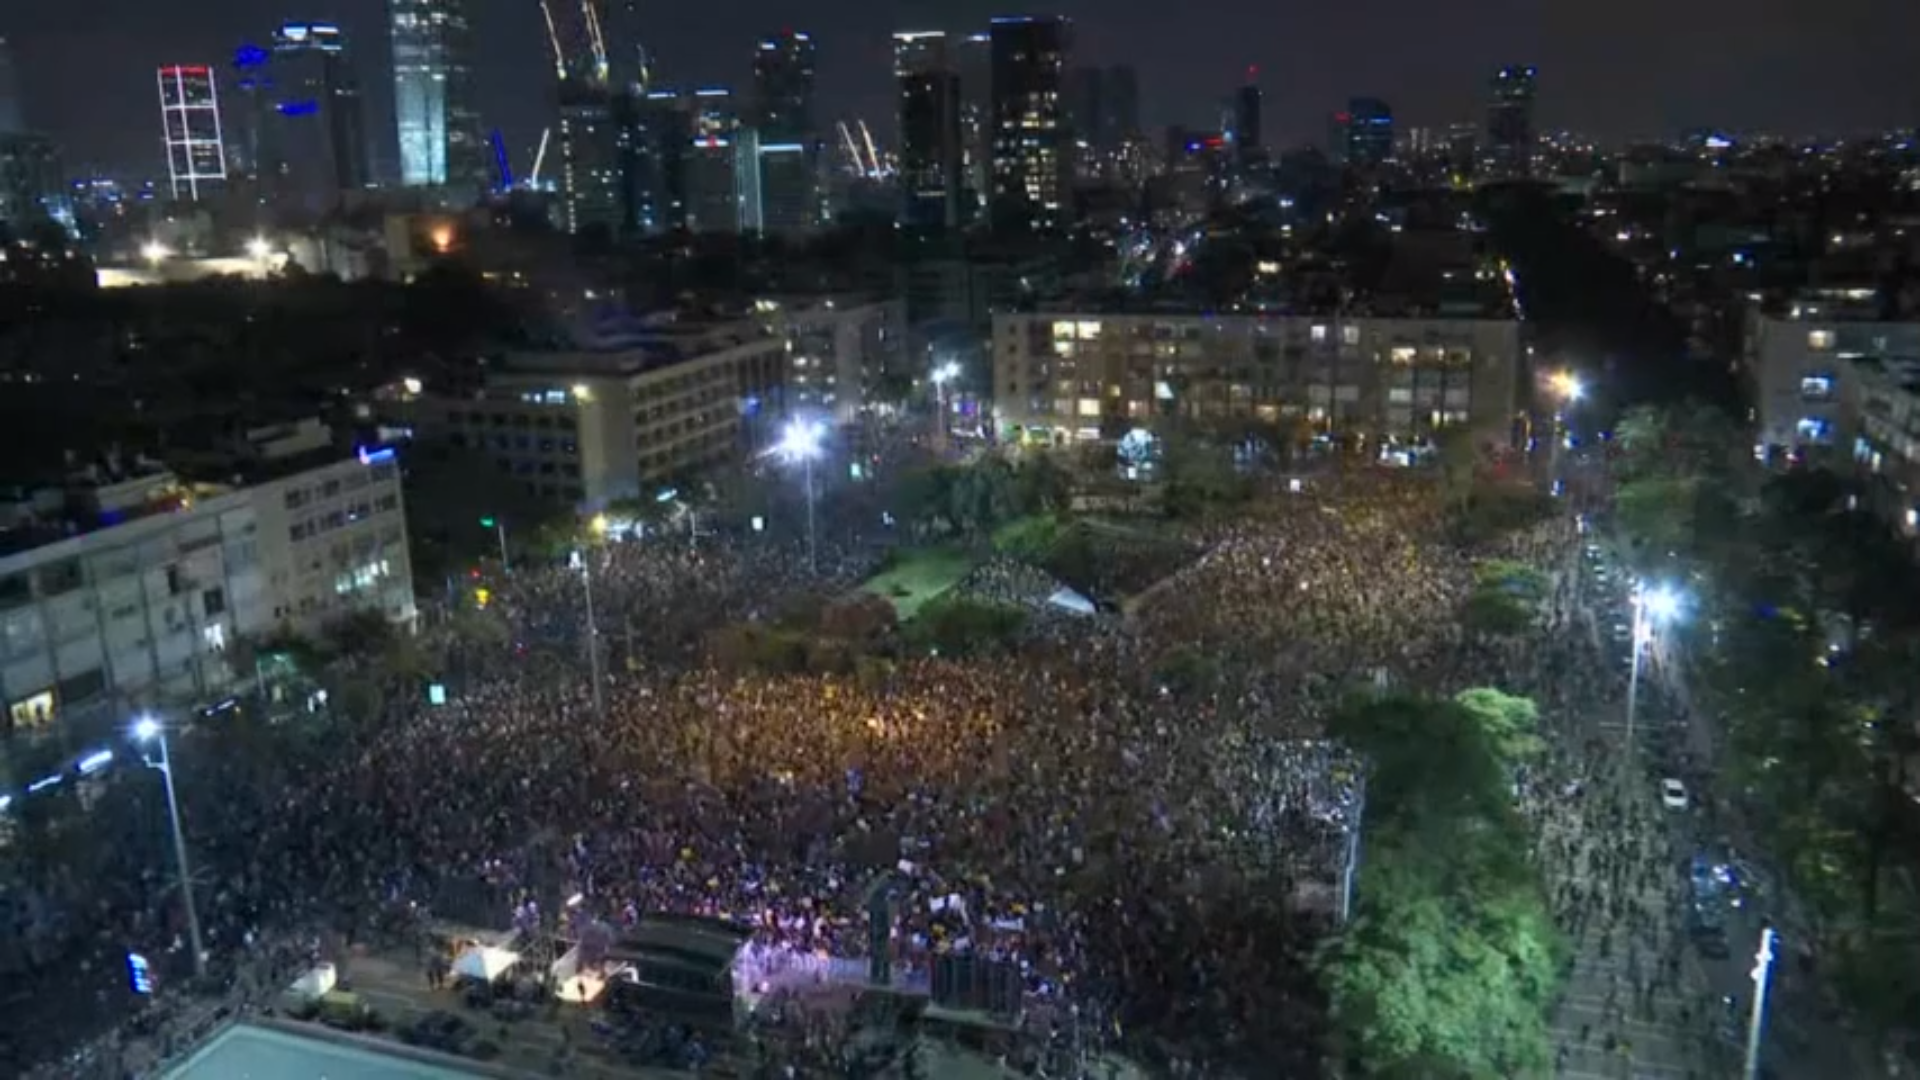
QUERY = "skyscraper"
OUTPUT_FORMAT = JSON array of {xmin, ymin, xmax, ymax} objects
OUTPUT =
[
  {"xmin": 1485, "ymin": 65, "xmax": 1538, "ymax": 179},
  {"xmin": 390, "ymin": 0, "xmax": 484, "ymax": 191},
  {"xmin": 988, "ymin": 16, "xmax": 1070, "ymax": 232},
  {"xmin": 894, "ymin": 31, "xmax": 962, "ymax": 230},
  {"xmin": 557, "ymin": 78, "xmax": 626, "ymax": 234},
  {"xmin": 1106, "ymin": 66, "xmax": 1139, "ymax": 143},
  {"xmin": 750, "ymin": 31, "xmax": 818, "ymax": 235},
  {"xmin": 599, "ymin": 0, "xmax": 653, "ymax": 96},
  {"xmin": 954, "ymin": 33, "xmax": 992, "ymax": 216},
  {"xmin": 1346, "ymin": 97, "xmax": 1393, "ymax": 168},
  {"xmin": 0, "ymin": 36, "xmax": 23, "ymax": 135},
  {"xmin": 158, "ymin": 65, "xmax": 227, "ymax": 201},
  {"xmin": 270, "ymin": 23, "xmax": 370, "ymax": 205},
  {"xmin": 1231, "ymin": 78, "xmax": 1262, "ymax": 161}
]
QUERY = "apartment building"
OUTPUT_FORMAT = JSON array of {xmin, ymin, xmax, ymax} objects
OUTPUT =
[
  {"xmin": 1745, "ymin": 290, "xmax": 1920, "ymax": 458},
  {"xmin": 0, "ymin": 452, "xmax": 413, "ymax": 744},
  {"xmin": 755, "ymin": 296, "xmax": 907, "ymax": 423},
  {"xmin": 417, "ymin": 318, "xmax": 788, "ymax": 509},
  {"xmin": 991, "ymin": 311, "xmax": 1522, "ymax": 446},
  {"xmin": 1838, "ymin": 355, "xmax": 1920, "ymax": 539}
]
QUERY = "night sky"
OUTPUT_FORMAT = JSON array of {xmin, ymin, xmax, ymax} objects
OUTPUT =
[{"xmin": 7, "ymin": 0, "xmax": 1917, "ymax": 182}]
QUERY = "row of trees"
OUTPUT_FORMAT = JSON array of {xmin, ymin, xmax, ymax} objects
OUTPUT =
[
  {"xmin": 1606, "ymin": 403, "xmax": 1920, "ymax": 1039},
  {"xmin": 1319, "ymin": 689, "xmax": 1564, "ymax": 1078}
]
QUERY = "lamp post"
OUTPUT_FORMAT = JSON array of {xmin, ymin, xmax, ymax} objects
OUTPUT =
[
  {"xmin": 133, "ymin": 716, "xmax": 206, "ymax": 978},
  {"xmin": 931, "ymin": 360, "xmax": 960, "ymax": 454},
  {"xmin": 479, "ymin": 516, "xmax": 510, "ymax": 574},
  {"xmin": 773, "ymin": 419, "xmax": 826, "ymax": 574},
  {"xmin": 1743, "ymin": 925, "xmax": 1778, "ymax": 1080},
  {"xmin": 1626, "ymin": 582, "xmax": 1682, "ymax": 743},
  {"xmin": 573, "ymin": 538, "xmax": 607, "ymax": 723}
]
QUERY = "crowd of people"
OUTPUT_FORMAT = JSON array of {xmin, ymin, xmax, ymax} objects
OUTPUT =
[{"xmin": 6, "ymin": 464, "xmax": 1582, "ymax": 1079}]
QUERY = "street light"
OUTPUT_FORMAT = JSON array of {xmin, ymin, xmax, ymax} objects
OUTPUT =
[
  {"xmin": 132, "ymin": 716, "xmax": 206, "ymax": 978},
  {"xmin": 1626, "ymin": 582, "xmax": 1684, "ymax": 742},
  {"xmin": 140, "ymin": 240, "xmax": 172, "ymax": 266},
  {"xmin": 773, "ymin": 418, "xmax": 826, "ymax": 573},
  {"xmin": 245, "ymin": 236, "xmax": 272, "ymax": 262},
  {"xmin": 479, "ymin": 516, "xmax": 510, "ymax": 574},
  {"xmin": 1743, "ymin": 925, "xmax": 1778, "ymax": 1080},
  {"xmin": 569, "ymin": 549, "xmax": 608, "ymax": 722},
  {"xmin": 1550, "ymin": 370, "xmax": 1584, "ymax": 403},
  {"xmin": 930, "ymin": 361, "xmax": 961, "ymax": 453}
]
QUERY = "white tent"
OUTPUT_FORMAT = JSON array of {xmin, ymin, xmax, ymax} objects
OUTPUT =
[{"xmin": 451, "ymin": 944, "xmax": 520, "ymax": 982}]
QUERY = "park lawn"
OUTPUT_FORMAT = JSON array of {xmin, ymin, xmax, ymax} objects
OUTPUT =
[{"xmin": 860, "ymin": 547, "xmax": 977, "ymax": 620}]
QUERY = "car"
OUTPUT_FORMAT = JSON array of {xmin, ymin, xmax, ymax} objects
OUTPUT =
[{"xmin": 1660, "ymin": 778, "xmax": 1690, "ymax": 810}]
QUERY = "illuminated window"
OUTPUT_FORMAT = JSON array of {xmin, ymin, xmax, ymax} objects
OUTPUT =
[
  {"xmin": 1795, "ymin": 417, "xmax": 1832, "ymax": 443},
  {"xmin": 1807, "ymin": 329, "xmax": 1834, "ymax": 351},
  {"xmin": 1341, "ymin": 325, "xmax": 1361, "ymax": 346},
  {"xmin": 9, "ymin": 691, "xmax": 53, "ymax": 730},
  {"xmin": 1052, "ymin": 321, "xmax": 1075, "ymax": 339},
  {"xmin": 1076, "ymin": 398, "xmax": 1102, "ymax": 418},
  {"xmin": 1800, "ymin": 375, "xmax": 1833, "ymax": 400},
  {"xmin": 1075, "ymin": 321, "xmax": 1103, "ymax": 340},
  {"xmin": 1390, "ymin": 346, "xmax": 1417, "ymax": 365},
  {"xmin": 1311, "ymin": 325, "xmax": 1328, "ymax": 343}
]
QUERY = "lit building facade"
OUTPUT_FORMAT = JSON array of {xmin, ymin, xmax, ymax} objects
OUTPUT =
[
  {"xmin": 992, "ymin": 312, "xmax": 1521, "ymax": 447},
  {"xmin": 0, "ymin": 454, "xmax": 412, "ymax": 745},
  {"xmin": 757, "ymin": 297, "xmax": 908, "ymax": 423},
  {"xmin": 158, "ymin": 65, "xmax": 227, "ymax": 201},
  {"xmin": 390, "ymin": 0, "xmax": 484, "ymax": 191},
  {"xmin": 988, "ymin": 16, "xmax": 1070, "ymax": 233},
  {"xmin": 1485, "ymin": 65, "xmax": 1538, "ymax": 179},
  {"xmin": 558, "ymin": 77, "xmax": 628, "ymax": 235},
  {"xmin": 1745, "ymin": 293, "xmax": 1920, "ymax": 458}
]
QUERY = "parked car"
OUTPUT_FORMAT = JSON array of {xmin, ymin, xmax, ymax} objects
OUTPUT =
[{"xmin": 1660, "ymin": 777, "xmax": 1690, "ymax": 810}]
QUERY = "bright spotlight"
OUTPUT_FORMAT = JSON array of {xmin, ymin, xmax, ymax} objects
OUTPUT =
[
  {"xmin": 245, "ymin": 236, "xmax": 271, "ymax": 260},
  {"xmin": 132, "ymin": 716, "xmax": 161, "ymax": 742},
  {"xmin": 1639, "ymin": 584, "xmax": 1682, "ymax": 622},
  {"xmin": 932, "ymin": 361, "xmax": 960, "ymax": 386},
  {"xmin": 140, "ymin": 241, "xmax": 171, "ymax": 265},
  {"xmin": 775, "ymin": 419, "xmax": 825, "ymax": 462}
]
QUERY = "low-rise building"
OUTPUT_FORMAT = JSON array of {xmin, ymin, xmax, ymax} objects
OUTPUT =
[
  {"xmin": 1744, "ymin": 291, "xmax": 1920, "ymax": 459},
  {"xmin": 0, "ymin": 451, "xmax": 412, "ymax": 746},
  {"xmin": 754, "ymin": 296, "xmax": 906, "ymax": 423},
  {"xmin": 991, "ymin": 310, "xmax": 1522, "ymax": 448},
  {"xmin": 414, "ymin": 316, "xmax": 788, "ymax": 508}
]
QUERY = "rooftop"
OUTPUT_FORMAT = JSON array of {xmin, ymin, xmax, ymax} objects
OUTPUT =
[{"xmin": 162, "ymin": 1021, "xmax": 500, "ymax": 1080}]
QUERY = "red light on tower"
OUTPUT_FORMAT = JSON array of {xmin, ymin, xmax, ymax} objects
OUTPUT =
[{"xmin": 1247, "ymin": 65, "xmax": 1259, "ymax": 81}]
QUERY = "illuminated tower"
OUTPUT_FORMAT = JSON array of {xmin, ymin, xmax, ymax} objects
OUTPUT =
[
  {"xmin": 987, "ymin": 16, "xmax": 1070, "ymax": 232},
  {"xmin": 1485, "ymin": 65, "xmax": 1538, "ymax": 179},
  {"xmin": 390, "ymin": 0, "xmax": 485, "ymax": 191},
  {"xmin": 158, "ymin": 65, "xmax": 227, "ymax": 201},
  {"xmin": 749, "ymin": 31, "xmax": 818, "ymax": 235},
  {"xmin": 894, "ymin": 31, "xmax": 962, "ymax": 230}
]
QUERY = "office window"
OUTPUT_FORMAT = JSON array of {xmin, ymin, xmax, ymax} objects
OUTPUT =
[
  {"xmin": 1800, "ymin": 375, "xmax": 1833, "ymax": 400},
  {"xmin": 1807, "ymin": 329, "xmax": 1834, "ymax": 351},
  {"xmin": 1341, "ymin": 325, "xmax": 1361, "ymax": 346},
  {"xmin": 1311, "ymin": 325, "xmax": 1328, "ymax": 343}
]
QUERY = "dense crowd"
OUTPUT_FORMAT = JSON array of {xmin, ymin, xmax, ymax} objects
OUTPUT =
[{"xmin": 6, "ymin": 467, "xmax": 1569, "ymax": 1079}]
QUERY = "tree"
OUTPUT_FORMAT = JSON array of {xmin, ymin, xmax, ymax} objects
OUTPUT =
[{"xmin": 1453, "ymin": 687, "xmax": 1544, "ymax": 765}]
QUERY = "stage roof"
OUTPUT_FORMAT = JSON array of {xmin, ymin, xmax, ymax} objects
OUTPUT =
[{"xmin": 162, "ymin": 1022, "xmax": 492, "ymax": 1080}]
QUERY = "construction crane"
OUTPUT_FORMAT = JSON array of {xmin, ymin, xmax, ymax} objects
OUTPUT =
[
  {"xmin": 580, "ymin": 0, "xmax": 609, "ymax": 84},
  {"xmin": 836, "ymin": 121, "xmax": 866, "ymax": 178},
  {"xmin": 537, "ymin": 0, "xmax": 566, "ymax": 79},
  {"xmin": 529, "ymin": 127, "xmax": 552, "ymax": 188},
  {"xmin": 857, "ymin": 120, "xmax": 882, "ymax": 176}
]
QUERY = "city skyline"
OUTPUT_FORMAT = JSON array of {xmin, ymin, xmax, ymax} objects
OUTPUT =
[{"xmin": 4, "ymin": 0, "xmax": 1919, "ymax": 182}]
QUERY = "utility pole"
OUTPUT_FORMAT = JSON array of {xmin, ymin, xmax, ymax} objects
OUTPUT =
[
  {"xmin": 481, "ymin": 517, "xmax": 510, "ymax": 574},
  {"xmin": 574, "ymin": 549, "xmax": 606, "ymax": 722}
]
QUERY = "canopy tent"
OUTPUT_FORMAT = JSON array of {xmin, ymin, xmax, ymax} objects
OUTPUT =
[{"xmin": 451, "ymin": 944, "xmax": 520, "ymax": 982}]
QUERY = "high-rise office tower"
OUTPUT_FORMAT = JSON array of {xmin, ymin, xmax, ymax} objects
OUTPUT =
[
  {"xmin": 894, "ymin": 31, "xmax": 963, "ymax": 230},
  {"xmin": 391, "ymin": 0, "xmax": 485, "ymax": 191},
  {"xmin": 269, "ymin": 23, "xmax": 369, "ymax": 205},
  {"xmin": 954, "ymin": 33, "xmax": 991, "ymax": 217},
  {"xmin": 1068, "ymin": 66, "xmax": 1105, "ymax": 146},
  {"xmin": 558, "ymin": 78, "xmax": 627, "ymax": 234},
  {"xmin": 750, "ymin": 31, "xmax": 818, "ymax": 235},
  {"xmin": 1231, "ymin": 76, "xmax": 1261, "ymax": 158},
  {"xmin": 158, "ymin": 65, "xmax": 227, "ymax": 201},
  {"xmin": 1485, "ymin": 65, "xmax": 1537, "ymax": 179},
  {"xmin": 988, "ymin": 16, "xmax": 1070, "ymax": 232},
  {"xmin": 0, "ymin": 37, "xmax": 22, "ymax": 135},
  {"xmin": 1106, "ymin": 66, "xmax": 1139, "ymax": 143},
  {"xmin": 1345, "ymin": 97, "xmax": 1393, "ymax": 167},
  {"xmin": 647, "ymin": 88, "xmax": 745, "ymax": 233}
]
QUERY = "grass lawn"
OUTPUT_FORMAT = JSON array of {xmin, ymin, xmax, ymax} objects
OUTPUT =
[{"xmin": 860, "ymin": 547, "xmax": 977, "ymax": 620}]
